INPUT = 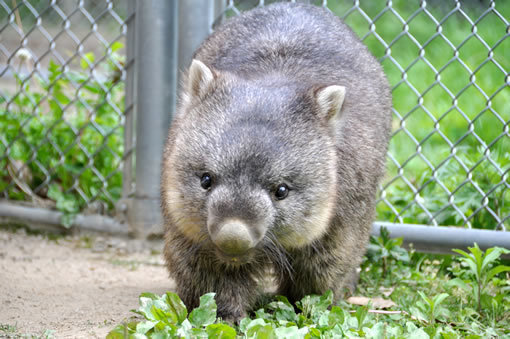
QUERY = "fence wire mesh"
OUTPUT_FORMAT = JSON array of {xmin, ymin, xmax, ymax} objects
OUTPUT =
[
  {"xmin": 0, "ymin": 0, "xmax": 508, "ymax": 232},
  {"xmin": 220, "ymin": 0, "xmax": 509, "ymax": 231},
  {"xmin": 0, "ymin": 0, "xmax": 130, "ymax": 220}
]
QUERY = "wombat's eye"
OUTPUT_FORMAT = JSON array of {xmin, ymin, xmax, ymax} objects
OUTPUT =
[
  {"xmin": 274, "ymin": 183, "xmax": 289, "ymax": 200},
  {"xmin": 200, "ymin": 173, "xmax": 212, "ymax": 190}
]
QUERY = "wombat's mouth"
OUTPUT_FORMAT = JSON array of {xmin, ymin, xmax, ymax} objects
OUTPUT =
[{"xmin": 213, "ymin": 246, "xmax": 255, "ymax": 266}]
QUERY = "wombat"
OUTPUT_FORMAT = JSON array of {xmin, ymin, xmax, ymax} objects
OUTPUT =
[{"xmin": 161, "ymin": 2, "xmax": 392, "ymax": 322}]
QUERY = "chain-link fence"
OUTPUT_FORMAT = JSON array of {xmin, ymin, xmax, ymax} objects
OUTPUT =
[
  {"xmin": 0, "ymin": 0, "xmax": 132, "ymax": 228},
  {"xmin": 0, "ymin": 1, "xmax": 509, "ymax": 249},
  {"xmin": 220, "ymin": 0, "xmax": 510, "ymax": 234}
]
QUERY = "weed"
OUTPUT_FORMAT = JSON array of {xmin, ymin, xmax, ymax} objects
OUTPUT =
[
  {"xmin": 366, "ymin": 227, "xmax": 410, "ymax": 279},
  {"xmin": 452, "ymin": 243, "xmax": 510, "ymax": 313}
]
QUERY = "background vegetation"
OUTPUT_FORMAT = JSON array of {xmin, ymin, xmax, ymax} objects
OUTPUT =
[
  {"xmin": 1, "ymin": 0, "xmax": 509, "ymax": 230},
  {"xmin": 328, "ymin": 0, "xmax": 510, "ymax": 229}
]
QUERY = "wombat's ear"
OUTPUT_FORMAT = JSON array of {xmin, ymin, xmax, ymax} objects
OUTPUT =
[
  {"xmin": 188, "ymin": 59, "xmax": 215, "ymax": 98},
  {"xmin": 315, "ymin": 85, "xmax": 346, "ymax": 122}
]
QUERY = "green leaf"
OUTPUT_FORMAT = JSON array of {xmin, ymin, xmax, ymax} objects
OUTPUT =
[
  {"xmin": 469, "ymin": 244, "xmax": 484, "ymax": 277},
  {"xmin": 47, "ymin": 184, "xmax": 63, "ymax": 202},
  {"xmin": 453, "ymin": 249, "xmax": 479, "ymax": 279},
  {"xmin": 244, "ymin": 318, "xmax": 276, "ymax": 338},
  {"xmin": 274, "ymin": 326, "xmax": 308, "ymax": 338},
  {"xmin": 315, "ymin": 290, "xmax": 334, "ymax": 313},
  {"xmin": 188, "ymin": 293, "xmax": 217, "ymax": 327},
  {"xmin": 152, "ymin": 326, "xmax": 177, "ymax": 338},
  {"xmin": 307, "ymin": 327, "xmax": 322, "ymax": 338},
  {"xmin": 432, "ymin": 293, "xmax": 449, "ymax": 308},
  {"xmin": 440, "ymin": 332, "xmax": 460, "ymax": 339},
  {"xmin": 138, "ymin": 297, "xmax": 158, "ymax": 321},
  {"xmin": 247, "ymin": 325, "xmax": 275, "ymax": 338},
  {"xmin": 55, "ymin": 195, "xmax": 79, "ymax": 213},
  {"xmin": 296, "ymin": 290, "xmax": 333, "ymax": 320},
  {"xmin": 482, "ymin": 247, "xmax": 510, "ymax": 272},
  {"xmin": 48, "ymin": 60, "xmax": 62, "ymax": 82},
  {"xmin": 176, "ymin": 319, "xmax": 192, "ymax": 338},
  {"xmin": 152, "ymin": 305, "xmax": 171, "ymax": 322},
  {"xmin": 486, "ymin": 265, "xmax": 510, "ymax": 281},
  {"xmin": 327, "ymin": 306, "xmax": 345, "ymax": 327},
  {"xmin": 190, "ymin": 327, "xmax": 208, "ymax": 337},
  {"xmin": 139, "ymin": 292, "xmax": 159, "ymax": 300},
  {"xmin": 53, "ymin": 89, "xmax": 70, "ymax": 106},
  {"xmin": 452, "ymin": 249, "xmax": 471, "ymax": 259},
  {"xmin": 106, "ymin": 323, "xmax": 136, "ymax": 338},
  {"xmin": 267, "ymin": 296, "xmax": 297, "ymax": 322},
  {"xmin": 136, "ymin": 320, "xmax": 157, "ymax": 334},
  {"xmin": 355, "ymin": 305, "xmax": 369, "ymax": 330},
  {"xmin": 239, "ymin": 317, "xmax": 252, "ymax": 333},
  {"xmin": 407, "ymin": 328, "xmax": 430, "ymax": 339},
  {"xmin": 61, "ymin": 213, "xmax": 76, "ymax": 228},
  {"xmin": 367, "ymin": 322, "xmax": 385, "ymax": 339},
  {"xmin": 80, "ymin": 52, "xmax": 95, "ymax": 69},
  {"xmin": 445, "ymin": 278, "xmax": 470, "ymax": 291},
  {"xmin": 206, "ymin": 324, "xmax": 236, "ymax": 338},
  {"xmin": 165, "ymin": 292, "xmax": 188, "ymax": 324},
  {"xmin": 110, "ymin": 41, "xmax": 124, "ymax": 53}
]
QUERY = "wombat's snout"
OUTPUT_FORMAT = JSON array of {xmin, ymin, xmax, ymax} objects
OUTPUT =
[{"xmin": 209, "ymin": 221, "xmax": 255, "ymax": 255}]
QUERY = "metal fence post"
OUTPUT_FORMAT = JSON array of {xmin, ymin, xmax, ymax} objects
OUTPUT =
[
  {"xmin": 120, "ymin": 0, "xmax": 136, "ymax": 211},
  {"xmin": 177, "ymin": 0, "xmax": 222, "ymax": 78},
  {"xmin": 129, "ymin": 0, "xmax": 179, "ymax": 236}
]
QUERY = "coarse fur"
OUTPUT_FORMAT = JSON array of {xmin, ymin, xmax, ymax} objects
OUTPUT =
[{"xmin": 161, "ymin": 3, "xmax": 392, "ymax": 322}]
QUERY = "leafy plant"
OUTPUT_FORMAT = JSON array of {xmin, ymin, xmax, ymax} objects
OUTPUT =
[
  {"xmin": 366, "ymin": 226, "xmax": 410, "ymax": 278},
  {"xmin": 0, "ymin": 43, "xmax": 125, "ymax": 224},
  {"xmin": 411, "ymin": 292, "xmax": 451, "ymax": 324},
  {"xmin": 452, "ymin": 243, "xmax": 510, "ymax": 313}
]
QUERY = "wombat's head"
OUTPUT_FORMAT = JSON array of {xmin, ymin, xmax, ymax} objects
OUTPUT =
[{"xmin": 162, "ymin": 60, "xmax": 346, "ymax": 264}]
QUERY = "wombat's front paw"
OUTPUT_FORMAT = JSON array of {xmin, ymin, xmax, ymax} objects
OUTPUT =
[{"xmin": 218, "ymin": 309, "xmax": 247, "ymax": 325}]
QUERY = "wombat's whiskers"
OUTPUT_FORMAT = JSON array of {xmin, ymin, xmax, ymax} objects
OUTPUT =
[{"xmin": 265, "ymin": 231, "xmax": 293, "ymax": 282}]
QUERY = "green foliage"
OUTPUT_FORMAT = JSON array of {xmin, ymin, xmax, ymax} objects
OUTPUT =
[
  {"xmin": 2, "ymin": 2, "xmax": 509, "ymax": 231},
  {"xmin": 366, "ymin": 227, "xmax": 410, "ymax": 278},
  {"xmin": 107, "ymin": 242, "xmax": 510, "ymax": 338},
  {"xmin": 327, "ymin": 0, "xmax": 510, "ymax": 229},
  {"xmin": 0, "ymin": 46, "xmax": 125, "ymax": 223},
  {"xmin": 411, "ymin": 292, "xmax": 451, "ymax": 324},
  {"xmin": 452, "ymin": 243, "xmax": 510, "ymax": 313}
]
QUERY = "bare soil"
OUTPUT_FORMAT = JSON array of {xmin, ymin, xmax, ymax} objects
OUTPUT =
[{"xmin": 0, "ymin": 227, "xmax": 172, "ymax": 338}]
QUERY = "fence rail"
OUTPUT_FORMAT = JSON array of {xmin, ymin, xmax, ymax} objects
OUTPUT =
[{"xmin": 0, "ymin": 0, "xmax": 509, "ymax": 252}]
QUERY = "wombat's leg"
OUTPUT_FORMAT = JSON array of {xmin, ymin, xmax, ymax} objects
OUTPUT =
[
  {"xmin": 277, "ymin": 248, "xmax": 359, "ymax": 304},
  {"xmin": 171, "ymin": 260, "xmax": 260, "ymax": 323},
  {"xmin": 342, "ymin": 266, "xmax": 361, "ymax": 297}
]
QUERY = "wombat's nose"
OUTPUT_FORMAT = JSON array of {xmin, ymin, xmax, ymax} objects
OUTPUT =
[{"xmin": 210, "ymin": 222, "xmax": 254, "ymax": 255}]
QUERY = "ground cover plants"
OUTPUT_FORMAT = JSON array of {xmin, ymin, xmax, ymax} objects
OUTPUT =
[{"xmin": 107, "ymin": 231, "xmax": 510, "ymax": 338}]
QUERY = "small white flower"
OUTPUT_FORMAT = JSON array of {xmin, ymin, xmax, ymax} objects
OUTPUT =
[{"xmin": 15, "ymin": 48, "xmax": 32, "ymax": 62}]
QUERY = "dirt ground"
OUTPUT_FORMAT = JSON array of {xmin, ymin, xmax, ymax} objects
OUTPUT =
[{"xmin": 0, "ymin": 227, "xmax": 173, "ymax": 338}]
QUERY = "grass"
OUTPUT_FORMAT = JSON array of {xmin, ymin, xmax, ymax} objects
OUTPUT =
[
  {"xmin": 327, "ymin": 0, "xmax": 510, "ymax": 229},
  {"xmin": 106, "ymin": 230, "xmax": 510, "ymax": 338}
]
